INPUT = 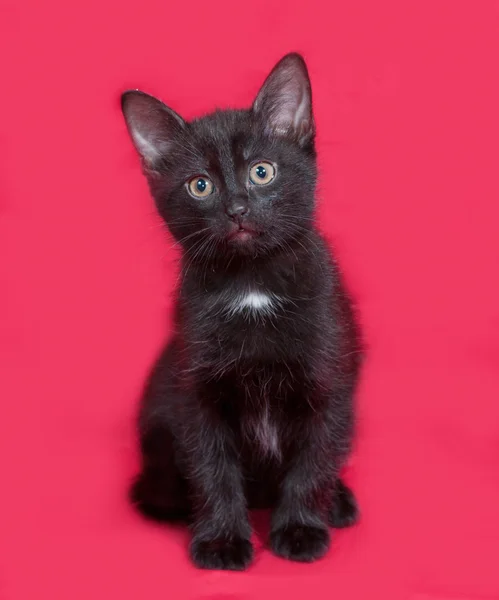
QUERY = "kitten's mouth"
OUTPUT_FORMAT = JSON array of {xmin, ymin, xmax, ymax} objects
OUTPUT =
[{"xmin": 228, "ymin": 225, "xmax": 258, "ymax": 243}]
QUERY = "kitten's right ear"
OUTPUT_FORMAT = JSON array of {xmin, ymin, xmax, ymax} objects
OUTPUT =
[{"xmin": 121, "ymin": 90, "xmax": 186, "ymax": 170}]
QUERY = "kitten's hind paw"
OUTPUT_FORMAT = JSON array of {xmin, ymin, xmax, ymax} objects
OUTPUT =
[
  {"xmin": 328, "ymin": 479, "xmax": 359, "ymax": 528},
  {"xmin": 190, "ymin": 536, "xmax": 254, "ymax": 571},
  {"xmin": 129, "ymin": 471, "xmax": 189, "ymax": 522},
  {"xmin": 270, "ymin": 524, "xmax": 330, "ymax": 562}
]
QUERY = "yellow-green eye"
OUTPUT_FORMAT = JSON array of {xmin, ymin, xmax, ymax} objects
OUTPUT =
[
  {"xmin": 249, "ymin": 162, "xmax": 276, "ymax": 185},
  {"xmin": 188, "ymin": 176, "xmax": 214, "ymax": 198}
]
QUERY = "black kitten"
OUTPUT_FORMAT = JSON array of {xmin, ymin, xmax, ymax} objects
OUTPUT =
[{"xmin": 121, "ymin": 53, "xmax": 361, "ymax": 571}]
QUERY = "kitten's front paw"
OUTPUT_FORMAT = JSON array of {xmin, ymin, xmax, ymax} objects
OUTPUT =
[
  {"xmin": 190, "ymin": 536, "xmax": 254, "ymax": 571},
  {"xmin": 270, "ymin": 524, "xmax": 330, "ymax": 562}
]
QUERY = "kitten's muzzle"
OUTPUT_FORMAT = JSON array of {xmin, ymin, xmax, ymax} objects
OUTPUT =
[{"xmin": 225, "ymin": 201, "xmax": 257, "ymax": 242}]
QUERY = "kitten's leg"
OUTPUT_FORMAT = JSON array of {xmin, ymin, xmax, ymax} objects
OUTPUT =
[
  {"xmin": 270, "ymin": 424, "xmax": 333, "ymax": 562},
  {"xmin": 130, "ymin": 424, "xmax": 190, "ymax": 522},
  {"xmin": 270, "ymin": 394, "xmax": 353, "ymax": 563},
  {"xmin": 186, "ymin": 406, "xmax": 253, "ymax": 571},
  {"xmin": 328, "ymin": 478, "xmax": 359, "ymax": 528}
]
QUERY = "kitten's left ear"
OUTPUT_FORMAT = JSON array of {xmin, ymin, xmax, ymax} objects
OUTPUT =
[{"xmin": 252, "ymin": 53, "xmax": 314, "ymax": 146}]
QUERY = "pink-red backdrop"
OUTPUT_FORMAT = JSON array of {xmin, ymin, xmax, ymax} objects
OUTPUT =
[{"xmin": 1, "ymin": 1, "xmax": 499, "ymax": 599}]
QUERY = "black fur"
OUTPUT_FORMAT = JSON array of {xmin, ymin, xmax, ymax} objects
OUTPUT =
[{"xmin": 121, "ymin": 53, "xmax": 361, "ymax": 570}]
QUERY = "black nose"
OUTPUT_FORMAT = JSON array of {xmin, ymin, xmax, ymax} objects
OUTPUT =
[{"xmin": 225, "ymin": 203, "xmax": 249, "ymax": 221}]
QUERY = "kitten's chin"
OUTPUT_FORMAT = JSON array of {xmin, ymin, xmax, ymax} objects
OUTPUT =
[{"xmin": 225, "ymin": 228, "xmax": 263, "ymax": 256}]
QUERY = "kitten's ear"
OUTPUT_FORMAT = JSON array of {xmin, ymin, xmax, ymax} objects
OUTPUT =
[
  {"xmin": 121, "ymin": 90, "xmax": 186, "ymax": 170},
  {"xmin": 252, "ymin": 53, "xmax": 314, "ymax": 146}
]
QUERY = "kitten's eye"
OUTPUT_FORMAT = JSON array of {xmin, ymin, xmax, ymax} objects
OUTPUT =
[
  {"xmin": 188, "ymin": 176, "xmax": 214, "ymax": 198},
  {"xmin": 249, "ymin": 162, "xmax": 276, "ymax": 185}
]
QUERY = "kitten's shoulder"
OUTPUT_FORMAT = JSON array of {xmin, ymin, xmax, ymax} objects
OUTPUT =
[{"xmin": 299, "ymin": 227, "xmax": 338, "ymax": 276}]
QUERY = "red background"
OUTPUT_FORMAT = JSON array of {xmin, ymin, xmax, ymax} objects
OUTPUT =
[{"xmin": 1, "ymin": 1, "xmax": 499, "ymax": 599}]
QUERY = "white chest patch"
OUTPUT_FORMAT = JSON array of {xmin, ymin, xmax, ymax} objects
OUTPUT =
[
  {"xmin": 225, "ymin": 291, "xmax": 281, "ymax": 319},
  {"xmin": 247, "ymin": 411, "xmax": 281, "ymax": 460},
  {"xmin": 238, "ymin": 292, "xmax": 273, "ymax": 310}
]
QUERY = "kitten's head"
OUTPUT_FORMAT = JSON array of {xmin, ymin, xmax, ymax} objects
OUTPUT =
[{"xmin": 121, "ymin": 53, "xmax": 317, "ymax": 260}]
